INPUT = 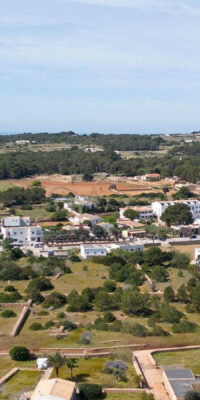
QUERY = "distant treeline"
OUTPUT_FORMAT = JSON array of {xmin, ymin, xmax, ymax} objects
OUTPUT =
[
  {"xmin": 0, "ymin": 132, "xmax": 164, "ymax": 151},
  {"xmin": 0, "ymin": 147, "xmax": 200, "ymax": 182}
]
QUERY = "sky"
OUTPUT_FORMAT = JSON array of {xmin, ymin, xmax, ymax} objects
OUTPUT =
[{"xmin": 1, "ymin": 0, "xmax": 200, "ymax": 134}]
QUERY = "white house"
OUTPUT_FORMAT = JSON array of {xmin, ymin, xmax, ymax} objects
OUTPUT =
[
  {"xmin": 30, "ymin": 378, "xmax": 76, "ymax": 400},
  {"xmin": 80, "ymin": 244, "xmax": 107, "ymax": 259},
  {"xmin": 140, "ymin": 173, "xmax": 160, "ymax": 181},
  {"xmin": 120, "ymin": 206, "xmax": 154, "ymax": 221},
  {"xmin": 64, "ymin": 200, "xmax": 95, "ymax": 212},
  {"xmin": 110, "ymin": 242, "xmax": 144, "ymax": 252},
  {"xmin": 69, "ymin": 213, "xmax": 102, "ymax": 226},
  {"xmin": 152, "ymin": 200, "xmax": 200, "ymax": 220},
  {"xmin": 1, "ymin": 216, "xmax": 43, "ymax": 246}
]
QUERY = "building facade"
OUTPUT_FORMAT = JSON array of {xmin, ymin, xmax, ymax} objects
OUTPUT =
[
  {"xmin": 80, "ymin": 244, "xmax": 107, "ymax": 259},
  {"xmin": 152, "ymin": 200, "xmax": 200, "ymax": 220},
  {"xmin": 1, "ymin": 216, "xmax": 43, "ymax": 246}
]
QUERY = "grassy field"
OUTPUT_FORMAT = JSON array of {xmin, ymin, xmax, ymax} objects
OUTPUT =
[
  {"xmin": 0, "ymin": 370, "xmax": 40, "ymax": 400},
  {"xmin": 51, "ymin": 357, "xmax": 137, "ymax": 388},
  {"xmin": 156, "ymin": 267, "xmax": 192, "ymax": 292},
  {"xmin": 0, "ymin": 182, "xmax": 15, "ymax": 191},
  {"xmin": 153, "ymin": 349, "xmax": 200, "ymax": 375},
  {"xmin": 0, "ymin": 358, "xmax": 36, "ymax": 379},
  {"xmin": 16, "ymin": 205, "xmax": 53, "ymax": 219}
]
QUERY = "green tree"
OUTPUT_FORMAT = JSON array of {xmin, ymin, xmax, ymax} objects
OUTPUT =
[
  {"xmin": 66, "ymin": 358, "xmax": 78, "ymax": 378},
  {"xmin": 124, "ymin": 209, "xmax": 139, "ymax": 221},
  {"xmin": 48, "ymin": 352, "xmax": 66, "ymax": 378},
  {"xmin": 122, "ymin": 290, "xmax": 149, "ymax": 316},
  {"xmin": 177, "ymin": 284, "xmax": 189, "ymax": 303},
  {"xmin": 173, "ymin": 186, "xmax": 194, "ymax": 200},
  {"xmin": 164, "ymin": 286, "xmax": 175, "ymax": 302},
  {"xmin": 171, "ymin": 252, "xmax": 190, "ymax": 270},
  {"xmin": 151, "ymin": 266, "xmax": 168, "ymax": 282},
  {"xmin": 161, "ymin": 204, "xmax": 193, "ymax": 226},
  {"xmin": 10, "ymin": 346, "xmax": 29, "ymax": 361}
]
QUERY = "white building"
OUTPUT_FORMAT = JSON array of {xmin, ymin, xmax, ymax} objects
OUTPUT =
[
  {"xmin": 64, "ymin": 200, "xmax": 95, "ymax": 212},
  {"xmin": 152, "ymin": 200, "xmax": 200, "ymax": 220},
  {"xmin": 140, "ymin": 173, "xmax": 160, "ymax": 181},
  {"xmin": 110, "ymin": 242, "xmax": 144, "ymax": 252},
  {"xmin": 80, "ymin": 244, "xmax": 107, "ymax": 259},
  {"xmin": 120, "ymin": 206, "xmax": 154, "ymax": 221},
  {"xmin": 69, "ymin": 213, "xmax": 102, "ymax": 226},
  {"xmin": 1, "ymin": 216, "xmax": 43, "ymax": 246}
]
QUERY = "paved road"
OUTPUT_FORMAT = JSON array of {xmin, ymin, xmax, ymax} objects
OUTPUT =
[{"xmin": 134, "ymin": 350, "xmax": 170, "ymax": 400}]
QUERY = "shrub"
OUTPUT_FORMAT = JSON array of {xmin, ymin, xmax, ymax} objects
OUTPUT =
[
  {"xmin": 4, "ymin": 285, "xmax": 16, "ymax": 292},
  {"xmin": 1, "ymin": 309, "xmax": 16, "ymax": 318},
  {"xmin": 69, "ymin": 254, "xmax": 81, "ymax": 262},
  {"xmin": 57, "ymin": 312, "xmax": 66, "ymax": 319},
  {"xmin": 26, "ymin": 277, "xmax": 53, "ymax": 293},
  {"xmin": 62, "ymin": 320, "xmax": 77, "ymax": 331},
  {"xmin": 131, "ymin": 323, "xmax": 149, "ymax": 337},
  {"xmin": 172, "ymin": 320, "xmax": 197, "ymax": 333},
  {"xmin": 103, "ymin": 280, "xmax": 116, "ymax": 292},
  {"xmin": 37, "ymin": 310, "xmax": 49, "ymax": 316},
  {"xmin": 27, "ymin": 289, "xmax": 44, "ymax": 304},
  {"xmin": 45, "ymin": 320, "xmax": 54, "ymax": 329},
  {"xmin": 79, "ymin": 383, "xmax": 103, "ymax": 400},
  {"xmin": 42, "ymin": 292, "xmax": 67, "ymax": 309},
  {"xmin": 0, "ymin": 291, "xmax": 22, "ymax": 303},
  {"xmin": 103, "ymin": 311, "xmax": 116, "ymax": 323},
  {"xmin": 29, "ymin": 322, "xmax": 44, "ymax": 331},
  {"xmin": 184, "ymin": 390, "xmax": 200, "ymax": 400},
  {"xmin": 10, "ymin": 346, "xmax": 30, "ymax": 361}
]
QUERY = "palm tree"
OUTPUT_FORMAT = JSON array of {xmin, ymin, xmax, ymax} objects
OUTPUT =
[
  {"xmin": 66, "ymin": 358, "xmax": 78, "ymax": 378},
  {"xmin": 48, "ymin": 352, "xmax": 66, "ymax": 378}
]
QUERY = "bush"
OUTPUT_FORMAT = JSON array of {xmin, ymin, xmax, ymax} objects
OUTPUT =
[
  {"xmin": 4, "ymin": 285, "xmax": 17, "ymax": 292},
  {"xmin": 131, "ymin": 323, "xmax": 149, "ymax": 337},
  {"xmin": 103, "ymin": 280, "xmax": 116, "ymax": 292},
  {"xmin": 1, "ymin": 309, "xmax": 16, "ymax": 318},
  {"xmin": 103, "ymin": 311, "xmax": 116, "ymax": 323},
  {"xmin": 45, "ymin": 320, "xmax": 54, "ymax": 329},
  {"xmin": 79, "ymin": 383, "xmax": 103, "ymax": 400},
  {"xmin": 0, "ymin": 291, "xmax": 22, "ymax": 303},
  {"xmin": 37, "ymin": 310, "xmax": 49, "ymax": 316},
  {"xmin": 10, "ymin": 346, "xmax": 30, "ymax": 361},
  {"xmin": 57, "ymin": 312, "xmax": 66, "ymax": 319},
  {"xmin": 42, "ymin": 292, "xmax": 67, "ymax": 309},
  {"xmin": 29, "ymin": 322, "xmax": 44, "ymax": 331},
  {"xmin": 26, "ymin": 277, "xmax": 53, "ymax": 293},
  {"xmin": 27, "ymin": 289, "xmax": 44, "ymax": 304},
  {"xmin": 62, "ymin": 320, "xmax": 77, "ymax": 331},
  {"xmin": 172, "ymin": 320, "xmax": 197, "ymax": 333}
]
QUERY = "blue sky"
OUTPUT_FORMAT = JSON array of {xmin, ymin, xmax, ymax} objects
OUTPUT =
[{"xmin": 1, "ymin": 0, "xmax": 200, "ymax": 134}]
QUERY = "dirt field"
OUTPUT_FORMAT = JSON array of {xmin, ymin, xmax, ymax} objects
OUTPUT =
[{"xmin": 6, "ymin": 174, "xmax": 166, "ymax": 197}]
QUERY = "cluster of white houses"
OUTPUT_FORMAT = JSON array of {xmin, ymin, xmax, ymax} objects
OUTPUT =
[{"xmin": 80, "ymin": 242, "xmax": 144, "ymax": 259}]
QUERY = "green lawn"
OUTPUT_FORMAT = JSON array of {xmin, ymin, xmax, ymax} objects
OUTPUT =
[
  {"xmin": 0, "ymin": 370, "xmax": 40, "ymax": 400},
  {"xmin": 156, "ymin": 267, "xmax": 192, "ymax": 292},
  {"xmin": 105, "ymin": 395, "xmax": 146, "ymax": 400},
  {"xmin": 51, "ymin": 357, "xmax": 137, "ymax": 388},
  {"xmin": 0, "ymin": 358, "xmax": 36, "ymax": 379},
  {"xmin": 16, "ymin": 205, "xmax": 52, "ymax": 219},
  {"xmin": 153, "ymin": 349, "xmax": 200, "ymax": 375}
]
